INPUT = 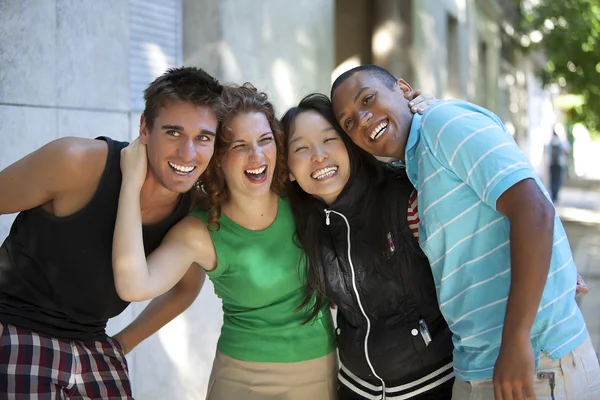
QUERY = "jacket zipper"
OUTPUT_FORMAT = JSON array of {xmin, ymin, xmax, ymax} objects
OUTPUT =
[{"xmin": 325, "ymin": 209, "xmax": 387, "ymax": 399}]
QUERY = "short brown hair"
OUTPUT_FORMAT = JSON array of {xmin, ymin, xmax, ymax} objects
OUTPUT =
[
  {"xmin": 199, "ymin": 83, "xmax": 287, "ymax": 231},
  {"xmin": 143, "ymin": 67, "xmax": 223, "ymax": 129}
]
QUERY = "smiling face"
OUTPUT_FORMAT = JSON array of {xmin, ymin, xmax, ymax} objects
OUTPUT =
[
  {"xmin": 140, "ymin": 100, "xmax": 218, "ymax": 193},
  {"xmin": 331, "ymin": 71, "xmax": 414, "ymax": 159},
  {"xmin": 220, "ymin": 111, "xmax": 277, "ymax": 199},
  {"xmin": 287, "ymin": 110, "xmax": 351, "ymax": 205}
]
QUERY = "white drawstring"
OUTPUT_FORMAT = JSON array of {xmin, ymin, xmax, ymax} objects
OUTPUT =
[{"xmin": 325, "ymin": 209, "xmax": 386, "ymax": 399}]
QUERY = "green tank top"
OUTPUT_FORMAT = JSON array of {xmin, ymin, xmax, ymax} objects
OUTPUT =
[{"xmin": 189, "ymin": 197, "xmax": 335, "ymax": 362}]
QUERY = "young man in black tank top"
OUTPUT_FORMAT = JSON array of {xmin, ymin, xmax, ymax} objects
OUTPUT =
[{"xmin": 0, "ymin": 67, "xmax": 221, "ymax": 399}]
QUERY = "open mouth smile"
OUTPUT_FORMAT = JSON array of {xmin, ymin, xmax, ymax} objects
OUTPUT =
[
  {"xmin": 168, "ymin": 161, "xmax": 196, "ymax": 176},
  {"xmin": 244, "ymin": 165, "xmax": 268, "ymax": 183},
  {"xmin": 369, "ymin": 120, "xmax": 389, "ymax": 141},
  {"xmin": 311, "ymin": 166, "xmax": 338, "ymax": 180}
]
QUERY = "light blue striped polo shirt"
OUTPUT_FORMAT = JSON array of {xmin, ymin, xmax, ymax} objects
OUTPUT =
[{"xmin": 404, "ymin": 100, "xmax": 587, "ymax": 382}]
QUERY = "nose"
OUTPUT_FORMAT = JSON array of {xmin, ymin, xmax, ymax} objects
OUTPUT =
[
  {"xmin": 311, "ymin": 146, "xmax": 329, "ymax": 163},
  {"xmin": 179, "ymin": 139, "xmax": 196, "ymax": 161},
  {"xmin": 249, "ymin": 142, "xmax": 264, "ymax": 161},
  {"xmin": 358, "ymin": 110, "xmax": 373, "ymax": 129}
]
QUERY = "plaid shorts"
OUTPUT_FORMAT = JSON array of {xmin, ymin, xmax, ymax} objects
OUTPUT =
[{"xmin": 0, "ymin": 322, "xmax": 133, "ymax": 399}]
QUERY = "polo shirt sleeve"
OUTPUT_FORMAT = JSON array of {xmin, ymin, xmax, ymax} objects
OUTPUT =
[{"xmin": 420, "ymin": 102, "xmax": 536, "ymax": 210}]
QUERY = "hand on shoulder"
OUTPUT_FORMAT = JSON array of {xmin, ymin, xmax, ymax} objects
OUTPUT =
[{"xmin": 120, "ymin": 138, "xmax": 148, "ymax": 190}]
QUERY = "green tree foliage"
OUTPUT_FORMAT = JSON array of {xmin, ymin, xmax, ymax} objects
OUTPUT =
[{"xmin": 522, "ymin": 0, "xmax": 600, "ymax": 130}]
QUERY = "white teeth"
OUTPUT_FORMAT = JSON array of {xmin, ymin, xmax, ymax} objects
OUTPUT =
[
  {"xmin": 245, "ymin": 166, "xmax": 266, "ymax": 174},
  {"xmin": 311, "ymin": 166, "xmax": 338, "ymax": 180},
  {"xmin": 369, "ymin": 121, "xmax": 388, "ymax": 140},
  {"xmin": 168, "ymin": 162, "xmax": 195, "ymax": 172}
]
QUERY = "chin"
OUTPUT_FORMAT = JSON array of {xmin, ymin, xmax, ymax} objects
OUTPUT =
[{"xmin": 164, "ymin": 179, "xmax": 197, "ymax": 194}]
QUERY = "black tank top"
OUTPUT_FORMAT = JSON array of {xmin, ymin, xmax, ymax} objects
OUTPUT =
[{"xmin": 0, "ymin": 137, "xmax": 192, "ymax": 341}]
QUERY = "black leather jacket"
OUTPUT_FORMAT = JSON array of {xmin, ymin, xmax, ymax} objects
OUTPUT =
[{"xmin": 321, "ymin": 166, "xmax": 454, "ymax": 388}]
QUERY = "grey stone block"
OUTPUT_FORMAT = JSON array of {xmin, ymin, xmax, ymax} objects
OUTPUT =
[
  {"xmin": 0, "ymin": 0, "xmax": 57, "ymax": 106},
  {"xmin": 218, "ymin": 0, "xmax": 334, "ymax": 112},
  {"xmin": 57, "ymin": 109, "xmax": 129, "ymax": 142},
  {"xmin": 129, "ymin": 110, "xmax": 144, "ymax": 142},
  {"xmin": 56, "ymin": 0, "xmax": 129, "ymax": 111},
  {"xmin": 0, "ymin": 104, "xmax": 57, "ymax": 170},
  {"xmin": 182, "ymin": 0, "xmax": 220, "ymax": 77}
]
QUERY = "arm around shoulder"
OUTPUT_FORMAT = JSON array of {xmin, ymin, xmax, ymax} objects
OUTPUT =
[
  {"xmin": 0, "ymin": 137, "xmax": 107, "ymax": 215},
  {"xmin": 113, "ymin": 215, "xmax": 216, "ymax": 302}
]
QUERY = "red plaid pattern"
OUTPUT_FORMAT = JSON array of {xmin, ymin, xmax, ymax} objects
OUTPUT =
[{"xmin": 0, "ymin": 322, "xmax": 133, "ymax": 399}]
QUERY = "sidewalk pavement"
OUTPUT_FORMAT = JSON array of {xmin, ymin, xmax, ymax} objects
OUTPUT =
[{"xmin": 556, "ymin": 184, "xmax": 600, "ymax": 357}]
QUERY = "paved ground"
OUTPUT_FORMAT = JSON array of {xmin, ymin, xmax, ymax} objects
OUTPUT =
[{"xmin": 556, "ymin": 182, "xmax": 600, "ymax": 357}]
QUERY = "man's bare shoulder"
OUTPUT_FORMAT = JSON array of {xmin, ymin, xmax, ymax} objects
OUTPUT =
[
  {"xmin": 39, "ymin": 137, "xmax": 112, "ymax": 192},
  {"xmin": 0, "ymin": 137, "xmax": 112, "ymax": 215},
  {"xmin": 47, "ymin": 137, "xmax": 109, "ymax": 173}
]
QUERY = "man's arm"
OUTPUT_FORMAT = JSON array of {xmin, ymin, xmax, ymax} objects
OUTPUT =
[
  {"xmin": 493, "ymin": 179, "xmax": 555, "ymax": 400},
  {"xmin": 112, "ymin": 265, "xmax": 206, "ymax": 354},
  {"xmin": 422, "ymin": 104, "xmax": 556, "ymax": 399},
  {"xmin": 0, "ymin": 137, "xmax": 106, "ymax": 215}
]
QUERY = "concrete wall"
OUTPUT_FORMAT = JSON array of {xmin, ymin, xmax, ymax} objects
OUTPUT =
[
  {"xmin": 0, "ymin": 0, "xmax": 130, "ymax": 240},
  {"xmin": 411, "ymin": 0, "xmax": 502, "ymax": 108},
  {"xmin": 183, "ymin": 0, "xmax": 335, "ymax": 116},
  {"xmin": 334, "ymin": 0, "xmax": 373, "ymax": 73},
  {"xmin": 371, "ymin": 0, "xmax": 414, "ymax": 83},
  {"xmin": 332, "ymin": 0, "xmax": 503, "ymax": 111}
]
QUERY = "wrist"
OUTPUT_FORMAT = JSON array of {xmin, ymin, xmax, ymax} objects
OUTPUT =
[
  {"xmin": 501, "ymin": 328, "xmax": 531, "ymax": 345},
  {"xmin": 121, "ymin": 183, "xmax": 143, "ymax": 197},
  {"xmin": 113, "ymin": 331, "xmax": 135, "ymax": 354}
]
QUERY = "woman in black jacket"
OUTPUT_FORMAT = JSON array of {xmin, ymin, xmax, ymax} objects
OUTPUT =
[{"xmin": 281, "ymin": 94, "xmax": 454, "ymax": 400}]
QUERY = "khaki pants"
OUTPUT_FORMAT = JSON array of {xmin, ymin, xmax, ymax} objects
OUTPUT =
[
  {"xmin": 452, "ymin": 336, "xmax": 600, "ymax": 399},
  {"xmin": 206, "ymin": 351, "xmax": 338, "ymax": 400}
]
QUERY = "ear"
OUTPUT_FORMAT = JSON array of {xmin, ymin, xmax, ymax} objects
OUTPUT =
[
  {"xmin": 139, "ymin": 113, "xmax": 149, "ymax": 144},
  {"xmin": 396, "ymin": 78, "xmax": 414, "ymax": 100},
  {"xmin": 289, "ymin": 172, "xmax": 296, "ymax": 182}
]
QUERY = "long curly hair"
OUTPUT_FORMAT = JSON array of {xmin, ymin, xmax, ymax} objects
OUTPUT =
[{"xmin": 197, "ymin": 83, "xmax": 288, "ymax": 230}]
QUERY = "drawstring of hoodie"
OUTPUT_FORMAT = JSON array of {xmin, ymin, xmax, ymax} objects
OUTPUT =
[{"xmin": 325, "ymin": 208, "xmax": 387, "ymax": 399}]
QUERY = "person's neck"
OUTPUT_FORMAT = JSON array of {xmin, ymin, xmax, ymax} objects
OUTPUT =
[
  {"xmin": 139, "ymin": 174, "xmax": 181, "ymax": 224},
  {"xmin": 385, "ymin": 138, "xmax": 408, "ymax": 162},
  {"xmin": 222, "ymin": 190, "xmax": 279, "ymax": 231},
  {"xmin": 388, "ymin": 118, "xmax": 413, "ymax": 164},
  {"xmin": 392, "ymin": 109, "xmax": 416, "ymax": 162}
]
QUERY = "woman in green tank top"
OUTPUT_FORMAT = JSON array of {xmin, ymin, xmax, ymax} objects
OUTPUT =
[{"xmin": 112, "ymin": 84, "xmax": 336, "ymax": 399}]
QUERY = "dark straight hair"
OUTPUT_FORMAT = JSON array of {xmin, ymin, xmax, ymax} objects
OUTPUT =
[{"xmin": 281, "ymin": 93, "xmax": 415, "ymax": 322}]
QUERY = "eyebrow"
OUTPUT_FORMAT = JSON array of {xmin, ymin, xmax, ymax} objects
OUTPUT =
[
  {"xmin": 354, "ymin": 87, "xmax": 370, "ymax": 102},
  {"xmin": 288, "ymin": 127, "xmax": 336, "ymax": 146},
  {"xmin": 231, "ymin": 131, "xmax": 273, "ymax": 144},
  {"xmin": 161, "ymin": 124, "xmax": 215, "ymax": 136},
  {"xmin": 337, "ymin": 86, "xmax": 371, "ymax": 120},
  {"xmin": 288, "ymin": 136, "xmax": 302, "ymax": 146}
]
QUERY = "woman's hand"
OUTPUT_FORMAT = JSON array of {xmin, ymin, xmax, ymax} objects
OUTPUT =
[{"xmin": 120, "ymin": 138, "xmax": 148, "ymax": 189}]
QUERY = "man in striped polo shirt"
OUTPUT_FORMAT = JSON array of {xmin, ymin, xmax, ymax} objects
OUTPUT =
[{"xmin": 330, "ymin": 64, "xmax": 600, "ymax": 400}]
